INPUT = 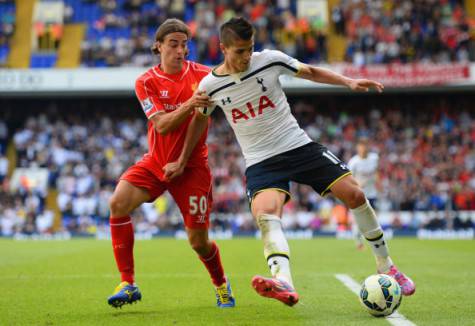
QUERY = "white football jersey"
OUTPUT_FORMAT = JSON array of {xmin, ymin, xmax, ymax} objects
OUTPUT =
[
  {"xmin": 198, "ymin": 50, "xmax": 312, "ymax": 167},
  {"xmin": 347, "ymin": 152, "xmax": 379, "ymax": 199}
]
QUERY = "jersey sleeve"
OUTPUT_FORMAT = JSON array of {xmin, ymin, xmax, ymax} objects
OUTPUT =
[
  {"xmin": 265, "ymin": 49, "xmax": 301, "ymax": 76},
  {"xmin": 135, "ymin": 76, "xmax": 164, "ymax": 119},
  {"xmin": 197, "ymin": 76, "xmax": 216, "ymax": 116},
  {"xmin": 197, "ymin": 76, "xmax": 209, "ymax": 93}
]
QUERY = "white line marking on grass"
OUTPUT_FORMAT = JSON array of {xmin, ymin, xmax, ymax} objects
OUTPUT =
[{"xmin": 335, "ymin": 274, "xmax": 416, "ymax": 326}]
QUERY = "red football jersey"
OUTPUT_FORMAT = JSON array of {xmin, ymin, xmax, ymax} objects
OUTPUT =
[{"xmin": 135, "ymin": 60, "xmax": 211, "ymax": 179}]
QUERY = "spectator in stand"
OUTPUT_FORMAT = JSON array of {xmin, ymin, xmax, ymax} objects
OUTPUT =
[{"xmin": 331, "ymin": 5, "xmax": 345, "ymax": 35}]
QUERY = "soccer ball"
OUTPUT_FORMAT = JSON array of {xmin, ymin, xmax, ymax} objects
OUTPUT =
[{"xmin": 359, "ymin": 274, "xmax": 402, "ymax": 317}]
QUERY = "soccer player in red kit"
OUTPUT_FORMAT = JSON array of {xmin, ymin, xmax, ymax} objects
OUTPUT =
[{"xmin": 107, "ymin": 18, "xmax": 235, "ymax": 309}]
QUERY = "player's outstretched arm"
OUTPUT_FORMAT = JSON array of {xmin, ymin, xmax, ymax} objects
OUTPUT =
[
  {"xmin": 151, "ymin": 91, "xmax": 213, "ymax": 135},
  {"xmin": 296, "ymin": 64, "xmax": 384, "ymax": 93},
  {"xmin": 163, "ymin": 112, "xmax": 209, "ymax": 180}
]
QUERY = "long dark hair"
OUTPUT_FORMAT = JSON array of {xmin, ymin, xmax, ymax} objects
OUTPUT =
[{"xmin": 151, "ymin": 18, "xmax": 191, "ymax": 55}]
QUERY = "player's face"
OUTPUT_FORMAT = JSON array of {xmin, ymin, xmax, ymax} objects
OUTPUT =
[
  {"xmin": 222, "ymin": 38, "xmax": 254, "ymax": 73},
  {"xmin": 157, "ymin": 32, "xmax": 188, "ymax": 72},
  {"xmin": 357, "ymin": 143, "xmax": 368, "ymax": 157}
]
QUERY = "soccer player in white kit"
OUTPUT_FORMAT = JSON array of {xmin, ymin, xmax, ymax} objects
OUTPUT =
[
  {"xmin": 164, "ymin": 17, "xmax": 416, "ymax": 306},
  {"xmin": 348, "ymin": 138, "xmax": 380, "ymax": 250}
]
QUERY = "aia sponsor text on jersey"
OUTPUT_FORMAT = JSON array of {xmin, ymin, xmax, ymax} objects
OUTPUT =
[{"xmin": 230, "ymin": 95, "xmax": 276, "ymax": 123}]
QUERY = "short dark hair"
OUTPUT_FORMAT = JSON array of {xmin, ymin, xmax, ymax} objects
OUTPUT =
[
  {"xmin": 357, "ymin": 137, "xmax": 369, "ymax": 145},
  {"xmin": 151, "ymin": 18, "xmax": 191, "ymax": 55},
  {"xmin": 220, "ymin": 17, "xmax": 254, "ymax": 46}
]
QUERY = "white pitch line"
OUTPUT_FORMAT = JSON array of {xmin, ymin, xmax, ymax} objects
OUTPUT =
[{"xmin": 335, "ymin": 274, "xmax": 416, "ymax": 326}]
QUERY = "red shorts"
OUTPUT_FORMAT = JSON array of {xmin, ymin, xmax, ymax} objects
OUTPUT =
[{"xmin": 120, "ymin": 158, "xmax": 213, "ymax": 229}]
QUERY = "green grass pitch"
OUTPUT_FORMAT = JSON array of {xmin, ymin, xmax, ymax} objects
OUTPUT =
[{"xmin": 1, "ymin": 238, "xmax": 474, "ymax": 325}]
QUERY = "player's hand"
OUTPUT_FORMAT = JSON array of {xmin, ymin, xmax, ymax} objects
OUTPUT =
[
  {"xmin": 185, "ymin": 91, "xmax": 214, "ymax": 110},
  {"xmin": 163, "ymin": 161, "xmax": 185, "ymax": 181},
  {"xmin": 348, "ymin": 79, "xmax": 384, "ymax": 93}
]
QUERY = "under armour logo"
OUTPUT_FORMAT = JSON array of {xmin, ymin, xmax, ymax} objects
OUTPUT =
[
  {"xmin": 221, "ymin": 97, "xmax": 231, "ymax": 105},
  {"xmin": 256, "ymin": 77, "xmax": 267, "ymax": 92},
  {"xmin": 340, "ymin": 163, "xmax": 348, "ymax": 170}
]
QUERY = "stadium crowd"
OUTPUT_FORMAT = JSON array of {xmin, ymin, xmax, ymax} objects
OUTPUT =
[
  {"xmin": 0, "ymin": 94, "xmax": 474, "ymax": 236},
  {"xmin": 72, "ymin": 0, "xmax": 475, "ymax": 67},
  {"xmin": 2, "ymin": 0, "xmax": 475, "ymax": 68},
  {"xmin": 3, "ymin": 0, "xmax": 475, "ymax": 67},
  {"xmin": 76, "ymin": 0, "xmax": 326, "ymax": 67},
  {"xmin": 333, "ymin": 0, "xmax": 475, "ymax": 64}
]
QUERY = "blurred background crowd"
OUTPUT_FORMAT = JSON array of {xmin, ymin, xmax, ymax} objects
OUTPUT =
[
  {"xmin": 1, "ymin": 93, "xmax": 474, "ymax": 236},
  {"xmin": 336, "ymin": 0, "xmax": 475, "ymax": 64},
  {"xmin": 2, "ymin": 0, "xmax": 475, "ymax": 67},
  {"xmin": 77, "ymin": 0, "xmax": 475, "ymax": 66}
]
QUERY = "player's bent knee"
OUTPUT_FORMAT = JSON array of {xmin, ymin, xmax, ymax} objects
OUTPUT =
[
  {"xmin": 346, "ymin": 188, "xmax": 366, "ymax": 209},
  {"xmin": 190, "ymin": 239, "xmax": 210, "ymax": 256},
  {"xmin": 109, "ymin": 195, "xmax": 132, "ymax": 217},
  {"xmin": 252, "ymin": 194, "xmax": 284, "ymax": 217},
  {"xmin": 187, "ymin": 229, "xmax": 211, "ymax": 256},
  {"xmin": 253, "ymin": 204, "xmax": 280, "ymax": 218}
]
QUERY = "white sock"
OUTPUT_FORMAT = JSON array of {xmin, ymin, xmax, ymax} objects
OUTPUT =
[
  {"xmin": 352, "ymin": 221, "xmax": 364, "ymax": 247},
  {"xmin": 351, "ymin": 200, "xmax": 393, "ymax": 272},
  {"xmin": 256, "ymin": 214, "xmax": 294, "ymax": 287}
]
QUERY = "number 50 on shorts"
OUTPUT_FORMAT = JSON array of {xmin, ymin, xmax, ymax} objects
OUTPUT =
[{"xmin": 189, "ymin": 195, "xmax": 208, "ymax": 215}]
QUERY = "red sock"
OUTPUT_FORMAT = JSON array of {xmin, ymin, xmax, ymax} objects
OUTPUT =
[
  {"xmin": 199, "ymin": 241, "xmax": 226, "ymax": 287},
  {"xmin": 110, "ymin": 216, "xmax": 134, "ymax": 284}
]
